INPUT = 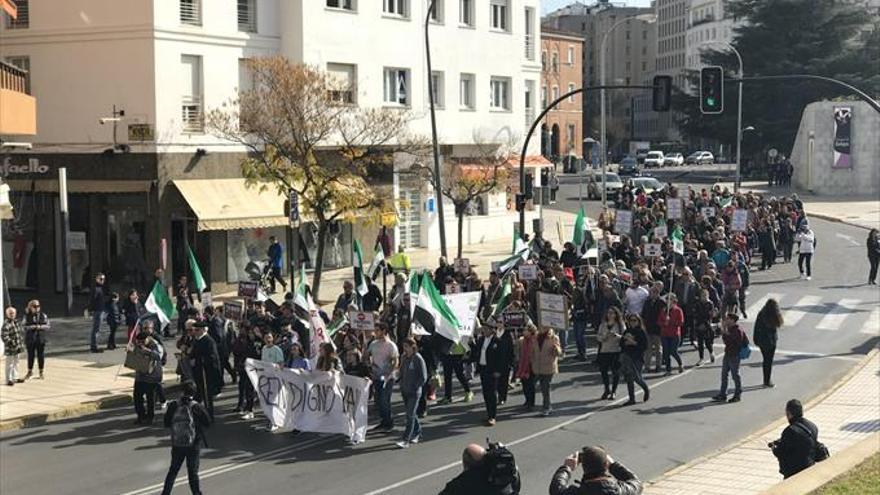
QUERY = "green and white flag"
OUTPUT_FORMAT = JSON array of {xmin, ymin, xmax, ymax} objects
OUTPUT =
[
  {"xmin": 144, "ymin": 281, "xmax": 176, "ymax": 329},
  {"xmin": 294, "ymin": 264, "xmax": 315, "ymax": 312},
  {"xmin": 491, "ymin": 275, "xmax": 513, "ymax": 318},
  {"xmin": 571, "ymin": 207, "xmax": 595, "ymax": 255},
  {"xmin": 413, "ymin": 271, "xmax": 461, "ymax": 343},
  {"xmin": 367, "ymin": 244, "xmax": 386, "ymax": 280},
  {"xmin": 186, "ymin": 245, "xmax": 207, "ymax": 293},
  {"xmin": 671, "ymin": 227, "xmax": 685, "ymax": 255},
  {"xmin": 326, "ymin": 315, "xmax": 348, "ymax": 339},
  {"xmin": 352, "ymin": 239, "xmax": 369, "ymax": 296}
]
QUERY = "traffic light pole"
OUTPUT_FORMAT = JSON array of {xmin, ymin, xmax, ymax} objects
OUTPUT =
[{"xmin": 518, "ymin": 83, "xmax": 658, "ymax": 241}]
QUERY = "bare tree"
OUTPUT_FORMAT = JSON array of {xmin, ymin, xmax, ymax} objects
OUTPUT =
[{"xmin": 207, "ymin": 57, "xmax": 425, "ymax": 299}]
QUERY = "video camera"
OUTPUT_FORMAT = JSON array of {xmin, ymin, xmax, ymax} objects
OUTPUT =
[{"xmin": 485, "ymin": 438, "xmax": 520, "ymax": 495}]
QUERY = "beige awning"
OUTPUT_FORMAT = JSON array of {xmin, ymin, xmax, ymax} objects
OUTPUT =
[
  {"xmin": 5, "ymin": 179, "xmax": 153, "ymax": 193},
  {"xmin": 173, "ymin": 178, "xmax": 290, "ymax": 231}
]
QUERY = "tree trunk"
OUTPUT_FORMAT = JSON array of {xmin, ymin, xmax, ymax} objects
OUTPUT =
[
  {"xmin": 457, "ymin": 209, "xmax": 464, "ymax": 260},
  {"xmin": 311, "ymin": 220, "xmax": 329, "ymax": 301}
]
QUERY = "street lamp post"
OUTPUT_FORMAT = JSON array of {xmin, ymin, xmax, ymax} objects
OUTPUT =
[
  {"xmin": 699, "ymin": 41, "xmax": 744, "ymax": 192},
  {"xmin": 425, "ymin": 0, "xmax": 447, "ymax": 257},
  {"xmin": 600, "ymin": 13, "xmax": 657, "ymax": 207}
]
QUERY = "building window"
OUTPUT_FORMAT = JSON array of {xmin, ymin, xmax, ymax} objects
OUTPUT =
[
  {"xmin": 524, "ymin": 7, "xmax": 535, "ymax": 60},
  {"xmin": 383, "ymin": 67, "xmax": 410, "ymax": 105},
  {"xmin": 180, "ymin": 0, "xmax": 201, "ymax": 26},
  {"xmin": 566, "ymin": 124, "xmax": 576, "ymax": 150},
  {"xmin": 430, "ymin": 71, "xmax": 444, "ymax": 108},
  {"xmin": 489, "ymin": 0, "xmax": 508, "ymax": 31},
  {"xmin": 459, "ymin": 0, "xmax": 473, "ymax": 26},
  {"xmin": 551, "ymin": 52, "xmax": 558, "ymax": 72},
  {"xmin": 181, "ymin": 54, "xmax": 204, "ymax": 133},
  {"xmin": 551, "ymin": 85, "xmax": 559, "ymax": 101},
  {"xmin": 541, "ymin": 51, "xmax": 547, "ymax": 71},
  {"xmin": 326, "ymin": 0, "xmax": 355, "ymax": 10},
  {"xmin": 641, "ymin": 61, "xmax": 647, "ymax": 71},
  {"xmin": 3, "ymin": 0, "xmax": 28, "ymax": 29},
  {"xmin": 460, "ymin": 73, "xmax": 475, "ymax": 109},
  {"xmin": 489, "ymin": 77, "xmax": 510, "ymax": 110},
  {"xmin": 642, "ymin": 46, "xmax": 647, "ymax": 55},
  {"xmin": 568, "ymin": 83, "xmax": 576, "ymax": 102},
  {"xmin": 642, "ymin": 30, "xmax": 647, "ymax": 39},
  {"xmin": 626, "ymin": 61, "xmax": 631, "ymax": 71},
  {"xmin": 4, "ymin": 56, "xmax": 30, "ymax": 93},
  {"xmin": 567, "ymin": 46, "xmax": 574, "ymax": 65},
  {"xmin": 429, "ymin": 0, "xmax": 443, "ymax": 22},
  {"xmin": 541, "ymin": 86, "xmax": 547, "ymax": 108},
  {"xmin": 626, "ymin": 30, "xmax": 631, "ymax": 40},
  {"xmin": 327, "ymin": 63, "xmax": 357, "ymax": 104},
  {"xmin": 238, "ymin": 0, "xmax": 256, "ymax": 32},
  {"xmin": 383, "ymin": 0, "xmax": 407, "ymax": 17}
]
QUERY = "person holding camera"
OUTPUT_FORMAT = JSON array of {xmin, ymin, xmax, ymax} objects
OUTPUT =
[
  {"xmin": 770, "ymin": 399, "xmax": 826, "ymax": 478},
  {"xmin": 440, "ymin": 442, "xmax": 521, "ymax": 495},
  {"xmin": 549, "ymin": 446, "xmax": 643, "ymax": 495},
  {"xmin": 131, "ymin": 331, "xmax": 164, "ymax": 425}
]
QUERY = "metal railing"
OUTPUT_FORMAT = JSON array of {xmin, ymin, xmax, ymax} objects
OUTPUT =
[
  {"xmin": 0, "ymin": 61, "xmax": 29, "ymax": 94},
  {"xmin": 181, "ymin": 96, "xmax": 203, "ymax": 132},
  {"xmin": 180, "ymin": 0, "xmax": 201, "ymax": 26}
]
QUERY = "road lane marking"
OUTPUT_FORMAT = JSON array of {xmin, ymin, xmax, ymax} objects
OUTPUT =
[
  {"xmin": 782, "ymin": 295, "xmax": 823, "ymax": 328},
  {"xmin": 860, "ymin": 305, "xmax": 880, "ymax": 335},
  {"xmin": 834, "ymin": 233, "xmax": 860, "ymax": 246},
  {"xmin": 744, "ymin": 292, "xmax": 782, "ymax": 320},
  {"xmin": 816, "ymin": 299, "xmax": 860, "ymax": 331},
  {"xmin": 361, "ymin": 370, "xmax": 696, "ymax": 495}
]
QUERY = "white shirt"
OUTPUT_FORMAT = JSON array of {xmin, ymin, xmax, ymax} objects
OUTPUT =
[
  {"xmin": 479, "ymin": 334, "xmax": 494, "ymax": 366},
  {"xmin": 795, "ymin": 230, "xmax": 816, "ymax": 254},
  {"xmin": 624, "ymin": 286, "xmax": 650, "ymax": 315}
]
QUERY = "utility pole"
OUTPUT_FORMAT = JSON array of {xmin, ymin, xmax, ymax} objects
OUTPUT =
[
  {"xmin": 59, "ymin": 168, "xmax": 73, "ymax": 316},
  {"xmin": 425, "ymin": 0, "xmax": 447, "ymax": 257}
]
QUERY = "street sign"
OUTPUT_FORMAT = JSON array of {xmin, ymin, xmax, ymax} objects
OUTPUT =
[
  {"xmin": 288, "ymin": 190, "xmax": 299, "ymax": 225},
  {"xmin": 238, "ymin": 281, "xmax": 259, "ymax": 299},
  {"xmin": 348, "ymin": 310, "xmax": 375, "ymax": 331}
]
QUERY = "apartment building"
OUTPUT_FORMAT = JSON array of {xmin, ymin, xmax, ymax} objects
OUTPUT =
[
  {"xmin": 0, "ymin": 0, "xmax": 544, "ymax": 297},
  {"xmin": 684, "ymin": 0, "xmax": 738, "ymax": 80},
  {"xmin": 539, "ymin": 28, "xmax": 584, "ymax": 161}
]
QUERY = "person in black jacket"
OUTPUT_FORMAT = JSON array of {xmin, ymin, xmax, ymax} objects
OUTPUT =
[
  {"xmin": 161, "ymin": 382, "xmax": 212, "ymax": 495},
  {"xmin": 362, "ymin": 279, "xmax": 383, "ymax": 312},
  {"xmin": 867, "ymin": 229, "xmax": 880, "ymax": 285},
  {"xmin": 189, "ymin": 321, "xmax": 221, "ymax": 419},
  {"xmin": 770, "ymin": 399, "xmax": 820, "ymax": 478},
  {"xmin": 23, "ymin": 300, "xmax": 49, "ymax": 380},
  {"xmin": 549, "ymin": 446, "xmax": 643, "ymax": 495},
  {"xmin": 439, "ymin": 443, "xmax": 521, "ymax": 495},
  {"xmin": 206, "ymin": 306, "xmax": 236, "ymax": 385},
  {"xmin": 175, "ymin": 275, "xmax": 194, "ymax": 338},
  {"xmin": 620, "ymin": 315, "xmax": 649, "ymax": 405},
  {"xmin": 473, "ymin": 323, "xmax": 515, "ymax": 426},
  {"xmin": 105, "ymin": 292, "xmax": 121, "ymax": 350},
  {"xmin": 89, "ymin": 273, "xmax": 107, "ymax": 353},
  {"xmin": 753, "ymin": 299, "xmax": 783, "ymax": 388}
]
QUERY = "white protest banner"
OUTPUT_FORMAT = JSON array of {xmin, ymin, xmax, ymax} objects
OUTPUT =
[
  {"xmin": 615, "ymin": 209, "xmax": 633, "ymax": 235},
  {"xmin": 538, "ymin": 292, "xmax": 568, "ymax": 330},
  {"xmin": 732, "ymin": 208, "xmax": 748, "ymax": 232},
  {"xmin": 245, "ymin": 359, "xmax": 370, "ymax": 443},
  {"xmin": 348, "ymin": 311, "xmax": 375, "ymax": 331},
  {"xmin": 309, "ymin": 312, "xmax": 330, "ymax": 361},
  {"xmin": 518, "ymin": 264, "xmax": 538, "ymax": 280},
  {"xmin": 409, "ymin": 291, "xmax": 481, "ymax": 340},
  {"xmin": 653, "ymin": 225, "xmax": 668, "ymax": 239},
  {"xmin": 644, "ymin": 243, "xmax": 662, "ymax": 257},
  {"xmin": 667, "ymin": 198, "xmax": 683, "ymax": 219},
  {"xmin": 700, "ymin": 206, "xmax": 717, "ymax": 219},
  {"xmin": 453, "ymin": 258, "xmax": 470, "ymax": 274}
]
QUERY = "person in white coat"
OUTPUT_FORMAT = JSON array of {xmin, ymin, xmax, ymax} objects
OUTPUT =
[{"xmin": 794, "ymin": 223, "xmax": 817, "ymax": 280}]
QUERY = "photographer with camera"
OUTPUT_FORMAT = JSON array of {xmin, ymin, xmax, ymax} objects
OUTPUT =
[
  {"xmin": 769, "ymin": 399, "xmax": 828, "ymax": 478},
  {"xmin": 549, "ymin": 446, "xmax": 642, "ymax": 495},
  {"xmin": 439, "ymin": 441, "xmax": 521, "ymax": 495}
]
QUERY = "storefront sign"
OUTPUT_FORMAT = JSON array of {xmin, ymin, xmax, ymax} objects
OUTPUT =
[
  {"xmin": 348, "ymin": 310, "xmax": 375, "ymax": 331},
  {"xmin": 223, "ymin": 301, "xmax": 244, "ymax": 322},
  {"xmin": 832, "ymin": 106, "xmax": 853, "ymax": 169},
  {"xmin": 538, "ymin": 292, "xmax": 568, "ymax": 331},
  {"xmin": 68, "ymin": 231, "xmax": 87, "ymax": 250},
  {"xmin": 238, "ymin": 281, "xmax": 259, "ymax": 299},
  {"xmin": 1, "ymin": 157, "xmax": 50, "ymax": 176},
  {"xmin": 127, "ymin": 123, "xmax": 155, "ymax": 142}
]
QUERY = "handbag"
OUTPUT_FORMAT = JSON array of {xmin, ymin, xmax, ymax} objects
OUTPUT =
[
  {"xmin": 793, "ymin": 422, "xmax": 830, "ymax": 462},
  {"xmin": 738, "ymin": 338, "xmax": 751, "ymax": 360},
  {"xmin": 124, "ymin": 348, "xmax": 154, "ymax": 374}
]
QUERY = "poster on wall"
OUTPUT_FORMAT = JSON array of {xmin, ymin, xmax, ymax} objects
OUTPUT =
[{"xmin": 832, "ymin": 106, "xmax": 853, "ymax": 169}]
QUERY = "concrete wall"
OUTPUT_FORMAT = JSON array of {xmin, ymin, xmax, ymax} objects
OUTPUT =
[{"xmin": 790, "ymin": 100, "xmax": 880, "ymax": 197}]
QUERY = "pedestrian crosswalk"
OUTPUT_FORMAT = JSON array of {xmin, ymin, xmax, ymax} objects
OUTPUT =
[{"xmin": 741, "ymin": 292, "xmax": 879, "ymax": 334}]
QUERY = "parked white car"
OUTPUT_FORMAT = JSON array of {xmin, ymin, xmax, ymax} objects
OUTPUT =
[
  {"xmin": 644, "ymin": 151, "xmax": 665, "ymax": 168},
  {"xmin": 663, "ymin": 152, "xmax": 685, "ymax": 167}
]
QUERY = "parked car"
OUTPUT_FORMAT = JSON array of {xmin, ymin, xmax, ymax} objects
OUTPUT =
[
  {"xmin": 686, "ymin": 151, "xmax": 715, "ymax": 165},
  {"xmin": 618, "ymin": 156, "xmax": 640, "ymax": 176},
  {"xmin": 585, "ymin": 171, "xmax": 624, "ymax": 202},
  {"xmin": 663, "ymin": 152, "xmax": 684, "ymax": 167},
  {"xmin": 629, "ymin": 176, "xmax": 666, "ymax": 195},
  {"xmin": 644, "ymin": 151, "xmax": 665, "ymax": 168}
]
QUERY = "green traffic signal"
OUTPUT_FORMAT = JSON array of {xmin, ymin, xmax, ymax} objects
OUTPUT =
[{"xmin": 700, "ymin": 66, "xmax": 724, "ymax": 114}]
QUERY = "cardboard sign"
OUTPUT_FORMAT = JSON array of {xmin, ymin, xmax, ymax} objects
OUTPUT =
[
  {"xmin": 348, "ymin": 311, "xmax": 375, "ymax": 331},
  {"xmin": 238, "ymin": 281, "xmax": 259, "ymax": 299},
  {"xmin": 537, "ymin": 292, "xmax": 568, "ymax": 330},
  {"xmin": 223, "ymin": 301, "xmax": 244, "ymax": 322},
  {"xmin": 453, "ymin": 258, "xmax": 470, "ymax": 274},
  {"xmin": 732, "ymin": 208, "xmax": 749, "ymax": 232},
  {"xmin": 201, "ymin": 291, "xmax": 213, "ymax": 308},
  {"xmin": 518, "ymin": 264, "xmax": 538, "ymax": 281},
  {"xmin": 502, "ymin": 310, "xmax": 526, "ymax": 329},
  {"xmin": 644, "ymin": 243, "xmax": 662, "ymax": 257},
  {"xmin": 615, "ymin": 209, "xmax": 633, "ymax": 235},
  {"xmin": 667, "ymin": 198, "xmax": 683, "ymax": 219},
  {"xmin": 700, "ymin": 206, "xmax": 717, "ymax": 218},
  {"xmin": 653, "ymin": 225, "xmax": 668, "ymax": 239}
]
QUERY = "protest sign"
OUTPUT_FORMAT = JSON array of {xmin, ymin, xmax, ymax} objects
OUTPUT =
[
  {"xmin": 245, "ymin": 359, "xmax": 370, "ymax": 443},
  {"xmin": 653, "ymin": 225, "xmax": 668, "ymax": 239},
  {"xmin": 453, "ymin": 258, "xmax": 470, "ymax": 274},
  {"xmin": 700, "ymin": 206, "xmax": 717, "ymax": 219},
  {"xmin": 348, "ymin": 311, "xmax": 375, "ymax": 331},
  {"xmin": 537, "ymin": 292, "xmax": 568, "ymax": 330},
  {"xmin": 238, "ymin": 281, "xmax": 259, "ymax": 299},
  {"xmin": 201, "ymin": 291, "xmax": 213, "ymax": 308},
  {"xmin": 732, "ymin": 208, "xmax": 748, "ymax": 232},
  {"xmin": 502, "ymin": 309, "xmax": 526, "ymax": 330},
  {"xmin": 667, "ymin": 198, "xmax": 683, "ymax": 219},
  {"xmin": 223, "ymin": 301, "xmax": 244, "ymax": 322},
  {"xmin": 614, "ymin": 209, "xmax": 633, "ymax": 235},
  {"xmin": 409, "ymin": 291, "xmax": 481, "ymax": 341},
  {"xmin": 518, "ymin": 264, "xmax": 538, "ymax": 281},
  {"xmin": 644, "ymin": 243, "xmax": 662, "ymax": 257}
]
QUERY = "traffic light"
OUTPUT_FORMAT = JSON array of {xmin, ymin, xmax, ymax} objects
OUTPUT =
[
  {"xmin": 700, "ymin": 66, "xmax": 724, "ymax": 114},
  {"xmin": 652, "ymin": 75, "xmax": 672, "ymax": 112}
]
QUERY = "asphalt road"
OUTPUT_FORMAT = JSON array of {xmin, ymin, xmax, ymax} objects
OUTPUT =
[{"xmin": 2, "ymin": 181, "xmax": 878, "ymax": 495}]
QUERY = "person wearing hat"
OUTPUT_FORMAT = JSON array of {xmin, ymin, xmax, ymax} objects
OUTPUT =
[
  {"xmin": 550, "ymin": 446, "xmax": 643, "ymax": 495},
  {"xmin": 189, "ymin": 319, "xmax": 221, "ymax": 419},
  {"xmin": 132, "ymin": 331, "xmax": 164, "ymax": 425}
]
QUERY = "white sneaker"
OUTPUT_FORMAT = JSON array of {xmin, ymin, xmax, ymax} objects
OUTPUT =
[
  {"xmin": 799, "ymin": 273, "xmax": 805, "ymax": 280},
  {"xmin": 696, "ymin": 359, "xmax": 704, "ymax": 366},
  {"xmin": 410, "ymin": 436, "xmax": 420, "ymax": 444},
  {"xmin": 395, "ymin": 441, "xmax": 411, "ymax": 449},
  {"xmin": 269, "ymin": 425, "xmax": 281, "ymax": 433},
  {"xmin": 241, "ymin": 412, "xmax": 254, "ymax": 420},
  {"xmin": 806, "ymin": 276, "xmax": 812, "ymax": 281}
]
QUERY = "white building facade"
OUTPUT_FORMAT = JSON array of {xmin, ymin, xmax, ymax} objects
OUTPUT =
[{"xmin": 0, "ymin": 0, "xmax": 543, "ymax": 296}]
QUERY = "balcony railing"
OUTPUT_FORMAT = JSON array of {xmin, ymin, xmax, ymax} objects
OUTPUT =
[
  {"xmin": 181, "ymin": 96, "xmax": 204, "ymax": 133},
  {"xmin": 0, "ymin": 61, "xmax": 29, "ymax": 94},
  {"xmin": 525, "ymin": 33, "xmax": 535, "ymax": 60}
]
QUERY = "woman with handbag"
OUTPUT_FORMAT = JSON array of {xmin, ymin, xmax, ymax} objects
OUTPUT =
[
  {"xmin": 597, "ymin": 307, "xmax": 624, "ymax": 400},
  {"xmin": 23, "ymin": 300, "xmax": 49, "ymax": 380},
  {"xmin": 620, "ymin": 314, "xmax": 650, "ymax": 405},
  {"xmin": 754, "ymin": 299, "xmax": 783, "ymax": 388}
]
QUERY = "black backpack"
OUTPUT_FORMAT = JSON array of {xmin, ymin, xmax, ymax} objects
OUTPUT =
[
  {"xmin": 170, "ymin": 400, "xmax": 197, "ymax": 448},
  {"xmin": 485, "ymin": 441, "xmax": 519, "ymax": 494}
]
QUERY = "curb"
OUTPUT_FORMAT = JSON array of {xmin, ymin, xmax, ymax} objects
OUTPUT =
[
  {"xmin": 0, "ymin": 382, "xmax": 182, "ymax": 433},
  {"xmin": 646, "ymin": 347, "xmax": 879, "ymax": 485},
  {"xmin": 806, "ymin": 211, "xmax": 874, "ymax": 231}
]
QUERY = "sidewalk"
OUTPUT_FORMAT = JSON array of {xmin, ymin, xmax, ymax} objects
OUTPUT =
[{"xmin": 645, "ymin": 350, "xmax": 880, "ymax": 495}]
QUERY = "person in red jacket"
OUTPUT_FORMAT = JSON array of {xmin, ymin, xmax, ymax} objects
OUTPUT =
[
  {"xmin": 713, "ymin": 313, "xmax": 746, "ymax": 403},
  {"xmin": 656, "ymin": 294, "xmax": 684, "ymax": 376}
]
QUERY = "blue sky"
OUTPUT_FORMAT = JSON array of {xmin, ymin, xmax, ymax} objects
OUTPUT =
[{"xmin": 541, "ymin": 0, "xmax": 653, "ymax": 15}]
